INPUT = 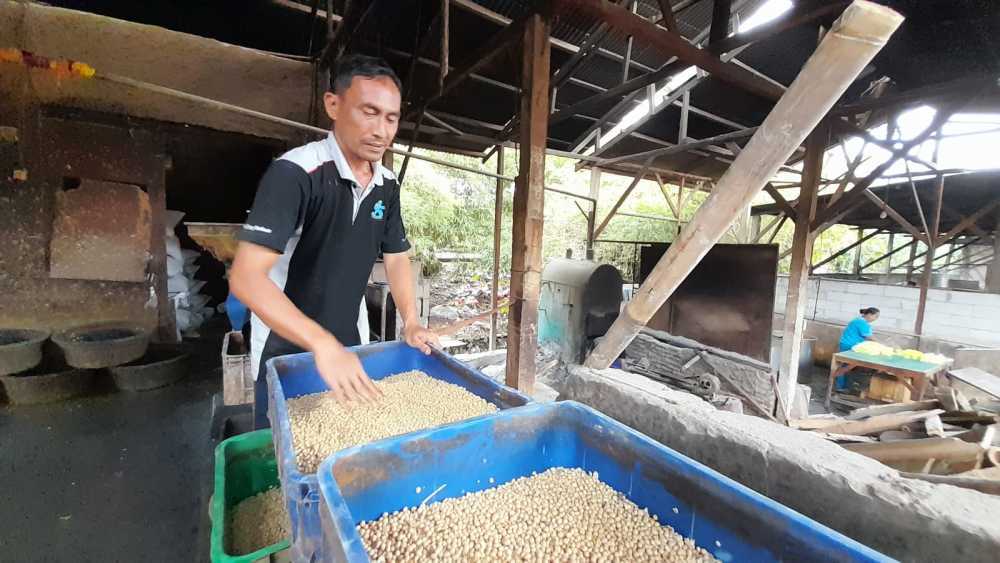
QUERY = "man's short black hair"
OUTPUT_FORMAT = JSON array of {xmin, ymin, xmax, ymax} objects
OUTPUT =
[{"xmin": 330, "ymin": 54, "xmax": 402, "ymax": 94}]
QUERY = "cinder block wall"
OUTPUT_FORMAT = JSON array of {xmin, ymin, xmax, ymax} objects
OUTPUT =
[{"xmin": 775, "ymin": 276, "xmax": 1000, "ymax": 346}]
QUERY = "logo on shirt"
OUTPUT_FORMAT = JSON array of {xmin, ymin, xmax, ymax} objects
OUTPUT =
[{"xmin": 372, "ymin": 200, "xmax": 385, "ymax": 220}]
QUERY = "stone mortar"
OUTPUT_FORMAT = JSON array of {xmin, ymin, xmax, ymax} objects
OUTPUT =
[
  {"xmin": 108, "ymin": 345, "xmax": 188, "ymax": 391},
  {"xmin": 0, "ymin": 328, "xmax": 50, "ymax": 375},
  {"xmin": 52, "ymin": 324, "xmax": 149, "ymax": 369}
]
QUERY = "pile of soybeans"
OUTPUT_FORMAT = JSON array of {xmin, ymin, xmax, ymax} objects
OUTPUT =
[
  {"xmin": 287, "ymin": 370, "xmax": 497, "ymax": 473},
  {"xmin": 228, "ymin": 487, "xmax": 290, "ymax": 555},
  {"xmin": 357, "ymin": 467, "xmax": 718, "ymax": 562}
]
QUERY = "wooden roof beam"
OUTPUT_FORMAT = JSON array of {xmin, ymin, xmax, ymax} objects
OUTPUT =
[
  {"xmin": 710, "ymin": 0, "xmax": 733, "ymax": 44},
  {"xmin": 657, "ymin": 0, "xmax": 680, "ymax": 33},
  {"xmin": 710, "ymin": 0, "xmax": 850, "ymax": 54},
  {"xmin": 584, "ymin": 0, "xmax": 903, "ymax": 371},
  {"xmin": 549, "ymin": 0, "xmax": 785, "ymax": 107}
]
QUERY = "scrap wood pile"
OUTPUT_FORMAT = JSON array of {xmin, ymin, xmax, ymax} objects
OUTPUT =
[{"xmin": 792, "ymin": 373, "xmax": 1000, "ymax": 495}]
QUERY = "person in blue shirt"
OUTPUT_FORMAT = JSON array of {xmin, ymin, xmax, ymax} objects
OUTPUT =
[{"xmin": 834, "ymin": 307, "xmax": 880, "ymax": 389}]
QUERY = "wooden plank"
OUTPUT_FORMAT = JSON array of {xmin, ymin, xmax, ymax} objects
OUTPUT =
[
  {"xmin": 777, "ymin": 122, "xmax": 826, "ymax": 418},
  {"xmin": 900, "ymin": 471, "xmax": 1000, "ymax": 495},
  {"xmin": 584, "ymin": 1, "xmax": 904, "ymax": 370},
  {"xmin": 949, "ymin": 367, "xmax": 1000, "ymax": 399},
  {"xmin": 821, "ymin": 409, "xmax": 945, "ymax": 436},
  {"xmin": 846, "ymin": 399, "xmax": 940, "ymax": 420},
  {"xmin": 505, "ymin": 12, "xmax": 550, "ymax": 395},
  {"xmin": 842, "ymin": 436, "xmax": 983, "ymax": 462},
  {"xmin": 816, "ymin": 432, "xmax": 879, "ymax": 443},
  {"xmin": 790, "ymin": 417, "xmax": 847, "ymax": 430}
]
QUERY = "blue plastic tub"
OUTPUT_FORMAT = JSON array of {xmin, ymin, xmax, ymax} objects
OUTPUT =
[
  {"xmin": 317, "ymin": 401, "xmax": 894, "ymax": 563},
  {"xmin": 265, "ymin": 340, "xmax": 531, "ymax": 562}
]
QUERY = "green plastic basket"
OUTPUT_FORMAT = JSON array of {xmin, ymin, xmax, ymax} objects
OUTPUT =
[{"xmin": 211, "ymin": 429, "xmax": 291, "ymax": 562}]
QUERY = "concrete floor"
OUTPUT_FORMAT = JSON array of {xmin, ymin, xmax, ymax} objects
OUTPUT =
[{"xmin": 0, "ymin": 326, "xmax": 223, "ymax": 562}]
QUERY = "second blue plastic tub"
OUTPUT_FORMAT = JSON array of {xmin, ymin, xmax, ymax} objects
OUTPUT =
[
  {"xmin": 265, "ymin": 340, "xmax": 531, "ymax": 562},
  {"xmin": 317, "ymin": 401, "xmax": 894, "ymax": 563}
]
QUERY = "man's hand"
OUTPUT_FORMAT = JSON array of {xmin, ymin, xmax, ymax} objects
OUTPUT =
[
  {"xmin": 403, "ymin": 323, "xmax": 439, "ymax": 355},
  {"xmin": 313, "ymin": 338, "xmax": 382, "ymax": 405}
]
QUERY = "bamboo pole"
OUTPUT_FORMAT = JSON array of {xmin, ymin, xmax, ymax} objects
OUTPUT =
[{"xmin": 586, "ymin": 0, "xmax": 904, "ymax": 370}]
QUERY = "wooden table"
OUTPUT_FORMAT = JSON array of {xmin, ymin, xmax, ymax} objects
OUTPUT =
[{"xmin": 827, "ymin": 351, "xmax": 952, "ymax": 409}]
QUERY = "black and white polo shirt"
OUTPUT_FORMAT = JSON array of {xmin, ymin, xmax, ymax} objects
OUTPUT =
[{"xmin": 238, "ymin": 132, "xmax": 410, "ymax": 378}]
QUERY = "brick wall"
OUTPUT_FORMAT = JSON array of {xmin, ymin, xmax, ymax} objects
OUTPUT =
[{"xmin": 775, "ymin": 277, "xmax": 1000, "ymax": 346}]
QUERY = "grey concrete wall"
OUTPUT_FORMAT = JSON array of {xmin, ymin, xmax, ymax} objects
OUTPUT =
[
  {"xmin": 775, "ymin": 315, "xmax": 1000, "ymax": 376},
  {"xmin": 553, "ymin": 366, "xmax": 1000, "ymax": 562}
]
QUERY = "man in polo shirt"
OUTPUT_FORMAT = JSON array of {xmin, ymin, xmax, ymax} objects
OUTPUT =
[{"xmin": 230, "ymin": 54, "xmax": 438, "ymax": 428}]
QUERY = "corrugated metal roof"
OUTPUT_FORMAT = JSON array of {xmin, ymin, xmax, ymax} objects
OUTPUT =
[{"xmin": 47, "ymin": 0, "xmax": 1000, "ymax": 180}]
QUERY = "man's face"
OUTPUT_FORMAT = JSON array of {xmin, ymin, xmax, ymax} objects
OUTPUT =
[{"xmin": 324, "ymin": 76, "xmax": 401, "ymax": 163}]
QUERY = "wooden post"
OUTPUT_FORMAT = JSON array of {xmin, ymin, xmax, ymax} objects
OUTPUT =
[
  {"xmin": 676, "ymin": 177, "xmax": 684, "ymax": 235},
  {"xmin": 987, "ymin": 230, "xmax": 1000, "ymax": 292},
  {"xmin": 506, "ymin": 12, "xmax": 550, "ymax": 393},
  {"xmin": 439, "ymin": 0, "xmax": 450, "ymax": 92},
  {"xmin": 853, "ymin": 228, "xmax": 864, "ymax": 275},
  {"xmin": 490, "ymin": 147, "xmax": 504, "ymax": 350},
  {"xmin": 587, "ymin": 166, "xmax": 601, "ymax": 255},
  {"xmin": 906, "ymin": 237, "xmax": 918, "ymax": 283},
  {"xmin": 885, "ymin": 232, "xmax": 894, "ymax": 274},
  {"xmin": 149, "ymin": 158, "xmax": 177, "ymax": 342},
  {"xmin": 778, "ymin": 122, "xmax": 827, "ymax": 418},
  {"xmin": 915, "ymin": 175, "xmax": 945, "ymax": 334},
  {"xmin": 585, "ymin": 1, "xmax": 904, "ymax": 370}
]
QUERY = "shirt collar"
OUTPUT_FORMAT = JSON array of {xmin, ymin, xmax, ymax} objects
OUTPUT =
[{"xmin": 325, "ymin": 132, "xmax": 387, "ymax": 190}]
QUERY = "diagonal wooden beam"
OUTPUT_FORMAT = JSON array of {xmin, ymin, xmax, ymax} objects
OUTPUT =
[
  {"xmin": 942, "ymin": 205, "xmax": 989, "ymax": 238},
  {"xmin": 763, "ymin": 182, "xmax": 798, "ymax": 222},
  {"xmin": 768, "ymin": 215, "xmax": 789, "ymax": 244},
  {"xmin": 406, "ymin": 10, "xmax": 530, "ymax": 120},
  {"xmin": 833, "ymin": 74, "xmax": 997, "ymax": 116},
  {"xmin": 596, "ymin": 126, "xmax": 758, "ymax": 166},
  {"xmin": 938, "ymin": 200, "xmax": 1000, "ymax": 245},
  {"xmin": 752, "ymin": 213, "xmax": 782, "ymax": 243},
  {"xmin": 907, "ymin": 237, "xmax": 981, "ymax": 272},
  {"xmin": 656, "ymin": 173, "xmax": 681, "ymax": 218},
  {"xmin": 593, "ymin": 160, "xmax": 654, "ymax": 238},
  {"xmin": 811, "ymin": 229, "xmax": 882, "ymax": 272},
  {"xmin": 861, "ymin": 238, "xmax": 915, "ymax": 270},
  {"xmin": 814, "ymin": 99, "xmax": 964, "ymax": 231},
  {"xmin": 863, "ymin": 189, "xmax": 927, "ymax": 243}
]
